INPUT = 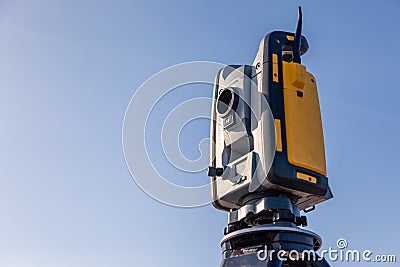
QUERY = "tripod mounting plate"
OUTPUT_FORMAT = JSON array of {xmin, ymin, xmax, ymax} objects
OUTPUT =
[{"xmin": 221, "ymin": 225, "xmax": 322, "ymax": 251}]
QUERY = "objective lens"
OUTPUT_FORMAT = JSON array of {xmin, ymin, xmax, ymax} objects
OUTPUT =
[{"xmin": 217, "ymin": 89, "xmax": 238, "ymax": 117}]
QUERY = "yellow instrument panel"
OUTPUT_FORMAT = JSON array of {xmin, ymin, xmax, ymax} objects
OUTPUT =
[{"xmin": 282, "ymin": 62, "xmax": 327, "ymax": 176}]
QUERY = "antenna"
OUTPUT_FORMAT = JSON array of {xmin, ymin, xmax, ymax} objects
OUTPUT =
[{"xmin": 293, "ymin": 6, "xmax": 303, "ymax": 64}]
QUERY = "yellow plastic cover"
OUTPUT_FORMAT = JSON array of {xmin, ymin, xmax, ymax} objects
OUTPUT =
[{"xmin": 282, "ymin": 62, "xmax": 327, "ymax": 176}]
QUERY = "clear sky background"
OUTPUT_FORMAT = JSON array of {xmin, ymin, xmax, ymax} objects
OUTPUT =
[{"xmin": 0, "ymin": 1, "xmax": 399, "ymax": 266}]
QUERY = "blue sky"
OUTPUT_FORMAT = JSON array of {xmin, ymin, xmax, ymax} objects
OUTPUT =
[{"xmin": 0, "ymin": 0, "xmax": 399, "ymax": 266}]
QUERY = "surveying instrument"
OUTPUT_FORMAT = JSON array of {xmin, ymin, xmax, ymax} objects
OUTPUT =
[{"xmin": 208, "ymin": 7, "xmax": 332, "ymax": 266}]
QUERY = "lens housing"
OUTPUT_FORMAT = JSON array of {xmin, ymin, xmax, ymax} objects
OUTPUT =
[{"xmin": 217, "ymin": 88, "xmax": 239, "ymax": 117}]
